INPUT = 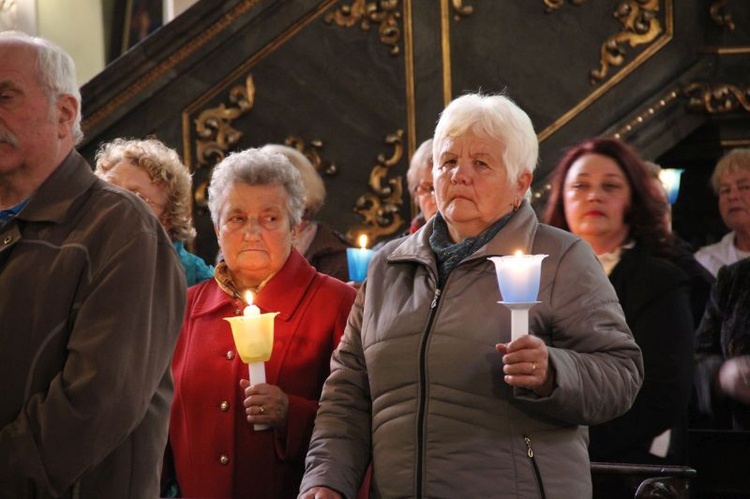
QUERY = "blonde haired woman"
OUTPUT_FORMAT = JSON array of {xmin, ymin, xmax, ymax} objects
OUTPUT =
[
  {"xmin": 96, "ymin": 137, "xmax": 213, "ymax": 285},
  {"xmin": 695, "ymin": 148, "xmax": 750, "ymax": 276}
]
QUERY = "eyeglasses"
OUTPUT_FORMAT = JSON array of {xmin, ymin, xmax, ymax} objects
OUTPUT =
[
  {"xmin": 414, "ymin": 183, "xmax": 434, "ymax": 196},
  {"xmin": 133, "ymin": 190, "xmax": 165, "ymax": 211}
]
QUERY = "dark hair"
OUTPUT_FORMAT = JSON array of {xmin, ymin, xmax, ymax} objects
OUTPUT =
[{"xmin": 543, "ymin": 137, "xmax": 674, "ymax": 257}]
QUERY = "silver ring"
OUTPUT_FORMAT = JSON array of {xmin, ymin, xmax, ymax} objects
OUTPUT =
[{"xmin": 258, "ymin": 405, "xmax": 265, "ymax": 415}]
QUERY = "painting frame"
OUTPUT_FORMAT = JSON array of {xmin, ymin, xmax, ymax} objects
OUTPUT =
[{"xmin": 109, "ymin": 0, "xmax": 164, "ymax": 62}]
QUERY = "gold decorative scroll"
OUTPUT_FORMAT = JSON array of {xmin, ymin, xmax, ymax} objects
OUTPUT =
[
  {"xmin": 611, "ymin": 88, "xmax": 680, "ymax": 139},
  {"xmin": 709, "ymin": 0, "xmax": 735, "ymax": 31},
  {"xmin": 684, "ymin": 83, "xmax": 750, "ymax": 114},
  {"xmin": 324, "ymin": 0, "xmax": 402, "ymax": 55},
  {"xmin": 193, "ymin": 74, "xmax": 255, "ymax": 169},
  {"xmin": 543, "ymin": 0, "xmax": 585, "ymax": 13},
  {"xmin": 451, "ymin": 0, "xmax": 474, "ymax": 20},
  {"xmin": 590, "ymin": 0, "xmax": 662, "ymax": 85},
  {"xmin": 283, "ymin": 136, "xmax": 338, "ymax": 176},
  {"xmin": 348, "ymin": 129, "xmax": 405, "ymax": 241}
]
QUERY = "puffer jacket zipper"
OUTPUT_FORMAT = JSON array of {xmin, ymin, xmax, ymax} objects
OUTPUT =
[
  {"xmin": 415, "ymin": 287, "xmax": 441, "ymax": 498},
  {"xmin": 524, "ymin": 435, "xmax": 547, "ymax": 499}
]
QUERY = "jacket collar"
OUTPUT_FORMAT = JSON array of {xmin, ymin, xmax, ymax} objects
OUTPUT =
[
  {"xmin": 191, "ymin": 249, "xmax": 317, "ymax": 322},
  {"xmin": 718, "ymin": 231, "xmax": 742, "ymax": 263},
  {"xmin": 16, "ymin": 150, "xmax": 97, "ymax": 224},
  {"xmin": 387, "ymin": 201, "xmax": 540, "ymax": 264}
]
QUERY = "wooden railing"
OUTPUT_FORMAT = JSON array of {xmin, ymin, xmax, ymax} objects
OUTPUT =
[
  {"xmin": 590, "ymin": 429, "xmax": 750, "ymax": 498},
  {"xmin": 592, "ymin": 462, "xmax": 696, "ymax": 499}
]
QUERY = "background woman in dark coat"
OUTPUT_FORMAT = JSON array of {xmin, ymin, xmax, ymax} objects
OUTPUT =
[{"xmin": 544, "ymin": 137, "xmax": 695, "ymax": 464}]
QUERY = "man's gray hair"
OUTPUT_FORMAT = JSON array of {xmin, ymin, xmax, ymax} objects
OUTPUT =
[
  {"xmin": 208, "ymin": 148, "xmax": 306, "ymax": 228},
  {"xmin": 0, "ymin": 31, "xmax": 83, "ymax": 144}
]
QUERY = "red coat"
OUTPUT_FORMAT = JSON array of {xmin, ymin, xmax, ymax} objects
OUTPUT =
[{"xmin": 170, "ymin": 250, "xmax": 356, "ymax": 498}]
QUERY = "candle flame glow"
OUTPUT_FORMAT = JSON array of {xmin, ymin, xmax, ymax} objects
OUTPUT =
[
  {"xmin": 358, "ymin": 234, "xmax": 369, "ymax": 250},
  {"xmin": 514, "ymin": 250, "xmax": 523, "ymax": 256},
  {"xmin": 244, "ymin": 290, "xmax": 254, "ymax": 306}
]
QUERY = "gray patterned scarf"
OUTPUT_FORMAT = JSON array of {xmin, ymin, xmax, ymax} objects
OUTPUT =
[{"xmin": 429, "ymin": 210, "xmax": 515, "ymax": 287}]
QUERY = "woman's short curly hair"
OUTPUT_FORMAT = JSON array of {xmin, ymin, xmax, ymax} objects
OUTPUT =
[
  {"xmin": 95, "ymin": 138, "xmax": 196, "ymax": 243},
  {"xmin": 207, "ymin": 148, "xmax": 305, "ymax": 229}
]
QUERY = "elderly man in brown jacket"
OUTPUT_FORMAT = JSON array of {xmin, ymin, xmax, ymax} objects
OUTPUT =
[{"xmin": 0, "ymin": 32, "xmax": 186, "ymax": 498}]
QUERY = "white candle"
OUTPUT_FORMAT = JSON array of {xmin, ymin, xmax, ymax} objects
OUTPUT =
[
  {"xmin": 489, "ymin": 251, "xmax": 547, "ymax": 303},
  {"xmin": 488, "ymin": 252, "xmax": 548, "ymax": 342},
  {"xmin": 243, "ymin": 291, "xmax": 268, "ymax": 430},
  {"xmin": 243, "ymin": 291, "xmax": 260, "ymax": 317}
]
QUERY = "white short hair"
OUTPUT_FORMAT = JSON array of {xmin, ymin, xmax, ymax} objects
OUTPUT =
[
  {"xmin": 0, "ymin": 31, "xmax": 82, "ymax": 144},
  {"xmin": 208, "ymin": 148, "xmax": 305, "ymax": 228},
  {"xmin": 433, "ymin": 93, "xmax": 538, "ymax": 183}
]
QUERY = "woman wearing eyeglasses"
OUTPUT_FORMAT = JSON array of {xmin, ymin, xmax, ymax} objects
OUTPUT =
[
  {"xmin": 406, "ymin": 138, "xmax": 439, "ymax": 233},
  {"xmin": 95, "ymin": 137, "xmax": 213, "ymax": 286}
]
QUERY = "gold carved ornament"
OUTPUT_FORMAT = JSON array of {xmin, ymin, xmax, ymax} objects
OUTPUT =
[
  {"xmin": 684, "ymin": 83, "xmax": 750, "ymax": 114},
  {"xmin": 709, "ymin": 0, "xmax": 735, "ymax": 31},
  {"xmin": 192, "ymin": 74, "xmax": 256, "ymax": 208},
  {"xmin": 284, "ymin": 137, "xmax": 338, "ymax": 176},
  {"xmin": 347, "ymin": 129, "xmax": 405, "ymax": 242},
  {"xmin": 543, "ymin": 0, "xmax": 584, "ymax": 13},
  {"xmin": 324, "ymin": 0, "xmax": 402, "ymax": 55},
  {"xmin": 611, "ymin": 88, "xmax": 680, "ymax": 139},
  {"xmin": 451, "ymin": 0, "xmax": 474, "ymax": 20},
  {"xmin": 590, "ymin": 0, "xmax": 662, "ymax": 85}
]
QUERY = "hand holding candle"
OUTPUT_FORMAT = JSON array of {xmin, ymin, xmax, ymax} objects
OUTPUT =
[
  {"xmin": 224, "ymin": 291, "xmax": 278, "ymax": 430},
  {"xmin": 347, "ymin": 234, "xmax": 375, "ymax": 283},
  {"xmin": 488, "ymin": 252, "xmax": 547, "ymax": 341}
]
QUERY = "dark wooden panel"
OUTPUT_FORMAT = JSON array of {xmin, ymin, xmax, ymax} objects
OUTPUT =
[{"xmin": 78, "ymin": 0, "xmax": 750, "ymax": 262}]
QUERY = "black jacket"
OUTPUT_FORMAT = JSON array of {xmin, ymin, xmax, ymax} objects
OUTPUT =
[
  {"xmin": 589, "ymin": 244, "xmax": 695, "ymax": 464},
  {"xmin": 695, "ymin": 258, "xmax": 750, "ymax": 430}
]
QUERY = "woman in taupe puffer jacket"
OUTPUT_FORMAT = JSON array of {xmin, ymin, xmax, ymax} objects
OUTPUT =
[{"xmin": 300, "ymin": 93, "xmax": 643, "ymax": 499}]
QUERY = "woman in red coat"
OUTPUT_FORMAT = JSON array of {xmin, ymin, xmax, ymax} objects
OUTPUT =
[{"xmin": 167, "ymin": 148, "xmax": 356, "ymax": 498}]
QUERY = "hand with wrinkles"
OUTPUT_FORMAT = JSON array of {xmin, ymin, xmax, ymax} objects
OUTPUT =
[
  {"xmin": 240, "ymin": 379, "xmax": 290, "ymax": 428},
  {"xmin": 497, "ymin": 334, "xmax": 555, "ymax": 397}
]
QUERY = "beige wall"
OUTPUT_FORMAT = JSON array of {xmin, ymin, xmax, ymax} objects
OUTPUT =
[
  {"xmin": 167, "ymin": 0, "xmax": 198, "ymax": 21},
  {"xmin": 36, "ymin": 0, "xmax": 106, "ymax": 85},
  {"xmin": 5, "ymin": 0, "xmax": 199, "ymax": 85}
]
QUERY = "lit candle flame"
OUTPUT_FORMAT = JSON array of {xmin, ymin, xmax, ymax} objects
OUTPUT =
[
  {"xmin": 514, "ymin": 250, "xmax": 523, "ymax": 256},
  {"xmin": 244, "ymin": 290, "xmax": 254, "ymax": 306},
  {"xmin": 358, "ymin": 234, "xmax": 369, "ymax": 250}
]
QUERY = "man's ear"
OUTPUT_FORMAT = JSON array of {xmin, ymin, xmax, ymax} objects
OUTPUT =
[{"xmin": 56, "ymin": 95, "xmax": 78, "ymax": 139}]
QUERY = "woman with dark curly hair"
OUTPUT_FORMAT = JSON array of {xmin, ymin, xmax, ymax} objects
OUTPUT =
[{"xmin": 543, "ymin": 137, "xmax": 695, "ymax": 465}]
